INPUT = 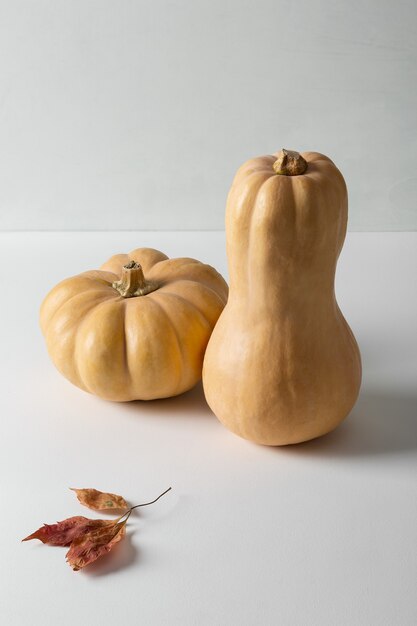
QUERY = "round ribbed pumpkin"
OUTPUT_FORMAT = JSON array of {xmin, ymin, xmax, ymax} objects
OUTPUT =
[{"xmin": 40, "ymin": 247, "xmax": 228, "ymax": 401}]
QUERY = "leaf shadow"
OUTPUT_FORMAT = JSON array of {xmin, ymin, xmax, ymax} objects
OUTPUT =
[
  {"xmin": 278, "ymin": 388, "xmax": 417, "ymax": 459},
  {"xmin": 83, "ymin": 530, "xmax": 138, "ymax": 577},
  {"xmin": 81, "ymin": 493, "xmax": 178, "ymax": 576}
]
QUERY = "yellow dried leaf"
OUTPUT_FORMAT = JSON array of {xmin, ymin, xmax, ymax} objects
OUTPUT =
[{"xmin": 70, "ymin": 488, "xmax": 128, "ymax": 511}]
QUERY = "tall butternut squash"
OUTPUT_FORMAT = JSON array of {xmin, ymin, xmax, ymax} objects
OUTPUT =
[{"xmin": 202, "ymin": 150, "xmax": 361, "ymax": 445}]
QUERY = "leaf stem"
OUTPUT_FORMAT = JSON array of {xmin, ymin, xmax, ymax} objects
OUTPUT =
[{"xmin": 117, "ymin": 487, "xmax": 172, "ymax": 523}]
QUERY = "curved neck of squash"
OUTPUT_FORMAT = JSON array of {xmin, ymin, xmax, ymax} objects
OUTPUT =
[{"xmin": 227, "ymin": 256, "xmax": 337, "ymax": 306}]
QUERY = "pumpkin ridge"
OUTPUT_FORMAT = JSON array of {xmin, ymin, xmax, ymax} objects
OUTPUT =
[
  {"xmin": 45, "ymin": 289, "xmax": 114, "ymax": 337},
  {"xmin": 157, "ymin": 278, "xmax": 228, "ymax": 305},
  {"xmin": 40, "ymin": 275, "xmax": 112, "ymax": 329},
  {"xmin": 184, "ymin": 270, "xmax": 228, "ymax": 302},
  {"xmin": 79, "ymin": 269, "xmax": 120, "ymax": 283},
  {"xmin": 234, "ymin": 157, "xmax": 275, "ymax": 182},
  {"xmin": 227, "ymin": 170, "xmax": 271, "ymax": 297},
  {"xmin": 147, "ymin": 258, "xmax": 202, "ymax": 280},
  {"xmin": 73, "ymin": 298, "xmax": 122, "ymax": 393},
  {"xmin": 153, "ymin": 291, "xmax": 214, "ymax": 331},
  {"xmin": 247, "ymin": 173, "xmax": 283, "ymax": 296},
  {"xmin": 300, "ymin": 152, "xmax": 332, "ymax": 165},
  {"xmin": 43, "ymin": 291, "xmax": 114, "ymax": 354},
  {"xmin": 42, "ymin": 291, "xmax": 117, "ymax": 393},
  {"xmin": 99, "ymin": 254, "xmax": 130, "ymax": 276},
  {"xmin": 127, "ymin": 248, "xmax": 169, "ymax": 273},
  {"xmin": 147, "ymin": 296, "xmax": 184, "ymax": 393},
  {"xmin": 120, "ymin": 300, "xmax": 131, "ymax": 389},
  {"xmin": 291, "ymin": 170, "xmax": 302, "ymax": 249},
  {"xmin": 149, "ymin": 263, "xmax": 228, "ymax": 301}
]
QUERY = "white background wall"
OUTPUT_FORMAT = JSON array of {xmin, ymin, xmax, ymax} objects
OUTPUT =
[{"xmin": 0, "ymin": 0, "xmax": 416, "ymax": 231}]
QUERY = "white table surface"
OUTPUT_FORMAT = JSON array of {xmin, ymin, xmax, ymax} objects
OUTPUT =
[{"xmin": 1, "ymin": 231, "xmax": 416, "ymax": 626}]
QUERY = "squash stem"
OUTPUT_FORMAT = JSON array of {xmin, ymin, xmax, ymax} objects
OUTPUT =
[
  {"xmin": 113, "ymin": 260, "xmax": 159, "ymax": 298},
  {"xmin": 273, "ymin": 149, "xmax": 307, "ymax": 176}
]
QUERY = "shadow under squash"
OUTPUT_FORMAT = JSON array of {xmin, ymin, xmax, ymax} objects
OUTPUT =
[
  {"xmin": 118, "ymin": 382, "xmax": 417, "ymax": 460},
  {"xmin": 287, "ymin": 388, "xmax": 417, "ymax": 459},
  {"xmin": 121, "ymin": 381, "xmax": 213, "ymax": 419}
]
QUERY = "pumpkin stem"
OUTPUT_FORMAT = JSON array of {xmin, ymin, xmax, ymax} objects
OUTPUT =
[
  {"xmin": 273, "ymin": 149, "xmax": 308, "ymax": 176},
  {"xmin": 113, "ymin": 260, "xmax": 159, "ymax": 298}
]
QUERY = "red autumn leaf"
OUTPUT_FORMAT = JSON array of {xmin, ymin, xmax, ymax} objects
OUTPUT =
[
  {"xmin": 66, "ymin": 518, "xmax": 127, "ymax": 571},
  {"xmin": 70, "ymin": 488, "xmax": 128, "ymax": 512},
  {"xmin": 22, "ymin": 517, "xmax": 116, "ymax": 546},
  {"xmin": 22, "ymin": 487, "xmax": 171, "ymax": 572}
]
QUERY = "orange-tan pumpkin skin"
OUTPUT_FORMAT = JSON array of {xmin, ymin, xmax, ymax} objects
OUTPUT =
[
  {"xmin": 202, "ymin": 151, "xmax": 361, "ymax": 446},
  {"xmin": 40, "ymin": 248, "xmax": 228, "ymax": 401}
]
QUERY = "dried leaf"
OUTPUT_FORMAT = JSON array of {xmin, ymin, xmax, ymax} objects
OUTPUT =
[
  {"xmin": 22, "ymin": 517, "xmax": 115, "ymax": 546},
  {"xmin": 22, "ymin": 486, "xmax": 171, "ymax": 573},
  {"xmin": 66, "ymin": 518, "xmax": 127, "ymax": 571},
  {"xmin": 70, "ymin": 487, "xmax": 128, "ymax": 511}
]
